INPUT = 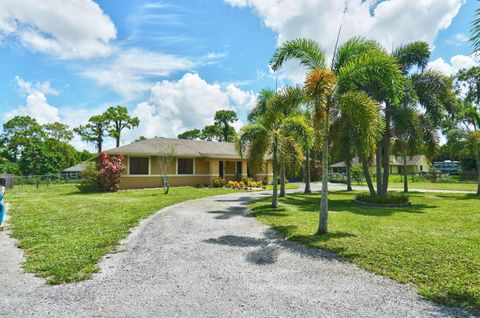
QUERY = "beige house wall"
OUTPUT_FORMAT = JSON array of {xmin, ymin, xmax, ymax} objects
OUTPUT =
[{"xmin": 120, "ymin": 155, "xmax": 270, "ymax": 189}]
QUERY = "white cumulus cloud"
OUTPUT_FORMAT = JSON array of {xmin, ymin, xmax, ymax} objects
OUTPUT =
[
  {"xmin": 81, "ymin": 48, "xmax": 197, "ymax": 100},
  {"xmin": 124, "ymin": 73, "xmax": 256, "ymax": 141},
  {"xmin": 226, "ymin": 0, "xmax": 464, "ymax": 81},
  {"xmin": 428, "ymin": 54, "xmax": 479, "ymax": 76},
  {"xmin": 6, "ymin": 76, "xmax": 61, "ymax": 124},
  {"xmin": 0, "ymin": 0, "xmax": 116, "ymax": 59}
]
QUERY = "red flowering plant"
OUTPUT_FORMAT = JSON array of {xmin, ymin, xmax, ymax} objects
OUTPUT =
[{"xmin": 97, "ymin": 152, "xmax": 126, "ymax": 192}]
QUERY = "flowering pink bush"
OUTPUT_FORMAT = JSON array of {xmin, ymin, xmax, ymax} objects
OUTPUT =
[{"xmin": 97, "ymin": 152, "xmax": 126, "ymax": 192}]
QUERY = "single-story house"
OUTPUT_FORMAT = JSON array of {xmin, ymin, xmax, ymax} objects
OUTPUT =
[
  {"xmin": 330, "ymin": 155, "xmax": 432, "ymax": 174},
  {"xmin": 62, "ymin": 162, "xmax": 87, "ymax": 179},
  {"xmin": 105, "ymin": 137, "xmax": 273, "ymax": 189}
]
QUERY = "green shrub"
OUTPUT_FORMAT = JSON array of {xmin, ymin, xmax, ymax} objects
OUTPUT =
[
  {"xmin": 212, "ymin": 177, "xmax": 226, "ymax": 188},
  {"xmin": 355, "ymin": 192, "xmax": 410, "ymax": 204},
  {"xmin": 77, "ymin": 162, "xmax": 99, "ymax": 192}
]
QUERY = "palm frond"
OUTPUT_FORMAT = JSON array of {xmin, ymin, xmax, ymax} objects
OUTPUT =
[
  {"xmin": 338, "ymin": 91, "xmax": 385, "ymax": 158},
  {"xmin": 337, "ymin": 51, "xmax": 404, "ymax": 104},
  {"xmin": 281, "ymin": 115, "xmax": 314, "ymax": 149},
  {"xmin": 236, "ymin": 123, "xmax": 270, "ymax": 174},
  {"xmin": 470, "ymin": 7, "xmax": 480, "ymax": 54},
  {"xmin": 266, "ymin": 85, "xmax": 305, "ymax": 119},
  {"xmin": 333, "ymin": 36, "xmax": 383, "ymax": 73},
  {"xmin": 248, "ymin": 88, "xmax": 276, "ymax": 122},
  {"xmin": 392, "ymin": 41, "xmax": 430, "ymax": 73},
  {"xmin": 412, "ymin": 70, "xmax": 456, "ymax": 124},
  {"xmin": 270, "ymin": 38, "xmax": 327, "ymax": 72}
]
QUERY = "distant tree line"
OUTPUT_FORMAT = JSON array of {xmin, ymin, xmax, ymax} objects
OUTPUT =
[{"xmin": 0, "ymin": 105, "xmax": 139, "ymax": 176}]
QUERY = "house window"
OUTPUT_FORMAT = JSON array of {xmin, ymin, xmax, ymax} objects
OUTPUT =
[
  {"xmin": 178, "ymin": 158, "xmax": 194, "ymax": 174},
  {"xmin": 129, "ymin": 157, "xmax": 149, "ymax": 175}
]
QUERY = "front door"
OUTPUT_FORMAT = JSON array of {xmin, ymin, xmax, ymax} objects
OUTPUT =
[
  {"xmin": 236, "ymin": 161, "xmax": 242, "ymax": 179},
  {"xmin": 219, "ymin": 161, "xmax": 224, "ymax": 178}
]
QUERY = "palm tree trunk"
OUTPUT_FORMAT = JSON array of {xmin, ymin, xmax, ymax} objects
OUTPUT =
[
  {"xmin": 403, "ymin": 154, "xmax": 408, "ymax": 193},
  {"xmin": 476, "ymin": 149, "xmax": 480, "ymax": 195},
  {"xmin": 346, "ymin": 162, "xmax": 352, "ymax": 191},
  {"xmin": 360, "ymin": 155, "xmax": 376, "ymax": 197},
  {"xmin": 382, "ymin": 108, "xmax": 391, "ymax": 195},
  {"xmin": 280, "ymin": 165, "xmax": 286, "ymax": 197},
  {"xmin": 304, "ymin": 148, "xmax": 311, "ymax": 194},
  {"xmin": 272, "ymin": 167, "xmax": 279, "ymax": 208},
  {"xmin": 318, "ymin": 113, "xmax": 329, "ymax": 235},
  {"xmin": 376, "ymin": 146, "xmax": 383, "ymax": 197}
]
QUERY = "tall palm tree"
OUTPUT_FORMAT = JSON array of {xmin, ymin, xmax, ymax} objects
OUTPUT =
[
  {"xmin": 270, "ymin": 37, "xmax": 394, "ymax": 233},
  {"xmin": 238, "ymin": 87, "xmax": 312, "ymax": 208},
  {"xmin": 377, "ymin": 43, "xmax": 452, "ymax": 196}
]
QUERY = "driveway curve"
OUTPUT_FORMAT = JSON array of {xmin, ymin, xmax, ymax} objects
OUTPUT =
[{"xmin": 0, "ymin": 191, "xmax": 470, "ymax": 317}]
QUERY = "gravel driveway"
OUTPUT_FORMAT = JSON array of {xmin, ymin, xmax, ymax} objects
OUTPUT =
[{"xmin": 0, "ymin": 190, "xmax": 470, "ymax": 317}]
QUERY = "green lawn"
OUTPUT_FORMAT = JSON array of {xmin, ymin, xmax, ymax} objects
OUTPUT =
[
  {"xmin": 249, "ymin": 191, "xmax": 480, "ymax": 314},
  {"xmin": 7, "ymin": 184, "xmax": 235, "ymax": 284},
  {"xmin": 266, "ymin": 183, "xmax": 300, "ymax": 190},
  {"xmin": 387, "ymin": 182, "xmax": 478, "ymax": 192}
]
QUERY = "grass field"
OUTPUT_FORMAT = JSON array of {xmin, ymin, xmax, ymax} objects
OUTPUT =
[
  {"xmin": 249, "ymin": 191, "xmax": 480, "ymax": 314},
  {"xmin": 387, "ymin": 182, "xmax": 478, "ymax": 191},
  {"xmin": 266, "ymin": 183, "xmax": 300, "ymax": 190},
  {"xmin": 7, "ymin": 184, "xmax": 235, "ymax": 284}
]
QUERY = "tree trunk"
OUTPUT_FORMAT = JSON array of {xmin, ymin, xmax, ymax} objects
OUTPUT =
[
  {"xmin": 272, "ymin": 168, "xmax": 279, "ymax": 208},
  {"xmin": 304, "ymin": 148, "xmax": 311, "ymax": 194},
  {"xmin": 116, "ymin": 135, "xmax": 120, "ymax": 148},
  {"xmin": 403, "ymin": 154, "xmax": 408, "ymax": 193},
  {"xmin": 376, "ymin": 146, "xmax": 383, "ymax": 197},
  {"xmin": 97, "ymin": 141, "xmax": 102, "ymax": 153},
  {"xmin": 360, "ymin": 155, "xmax": 376, "ymax": 196},
  {"xmin": 476, "ymin": 150, "xmax": 480, "ymax": 195},
  {"xmin": 346, "ymin": 162, "xmax": 352, "ymax": 191},
  {"xmin": 317, "ymin": 113, "xmax": 329, "ymax": 235},
  {"xmin": 382, "ymin": 108, "xmax": 391, "ymax": 195},
  {"xmin": 280, "ymin": 165, "xmax": 286, "ymax": 197}
]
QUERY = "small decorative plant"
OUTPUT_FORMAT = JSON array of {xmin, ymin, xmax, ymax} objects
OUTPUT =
[
  {"xmin": 97, "ymin": 152, "xmax": 126, "ymax": 192},
  {"xmin": 355, "ymin": 193, "xmax": 410, "ymax": 205},
  {"xmin": 212, "ymin": 177, "xmax": 226, "ymax": 188}
]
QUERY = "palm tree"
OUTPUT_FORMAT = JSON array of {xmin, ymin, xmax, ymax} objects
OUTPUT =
[
  {"xmin": 248, "ymin": 88, "xmax": 276, "ymax": 123},
  {"xmin": 238, "ymin": 87, "xmax": 312, "ymax": 208},
  {"xmin": 470, "ymin": 6, "xmax": 480, "ymax": 54},
  {"xmin": 270, "ymin": 37, "xmax": 394, "ymax": 233}
]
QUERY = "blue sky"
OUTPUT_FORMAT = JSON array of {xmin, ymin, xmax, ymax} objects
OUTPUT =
[{"xmin": 0, "ymin": 0, "xmax": 477, "ymax": 150}]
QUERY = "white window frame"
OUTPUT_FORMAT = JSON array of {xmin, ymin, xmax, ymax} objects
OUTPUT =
[
  {"xmin": 128, "ymin": 156, "xmax": 151, "ymax": 176},
  {"xmin": 176, "ymin": 157, "xmax": 195, "ymax": 175}
]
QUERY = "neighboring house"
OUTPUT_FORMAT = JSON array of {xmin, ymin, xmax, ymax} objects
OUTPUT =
[
  {"xmin": 330, "ymin": 155, "xmax": 432, "ymax": 174},
  {"xmin": 105, "ymin": 137, "xmax": 273, "ymax": 189},
  {"xmin": 62, "ymin": 163, "xmax": 86, "ymax": 179}
]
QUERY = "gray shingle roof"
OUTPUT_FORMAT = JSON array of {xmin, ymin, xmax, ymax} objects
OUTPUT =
[
  {"xmin": 63, "ymin": 163, "xmax": 87, "ymax": 172},
  {"xmin": 105, "ymin": 137, "xmax": 243, "ymax": 159}
]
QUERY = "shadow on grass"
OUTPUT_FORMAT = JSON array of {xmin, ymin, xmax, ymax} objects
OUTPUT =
[{"xmin": 252, "ymin": 192, "xmax": 437, "ymax": 217}]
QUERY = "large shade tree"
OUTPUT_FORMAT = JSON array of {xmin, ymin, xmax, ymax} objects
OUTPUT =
[
  {"xmin": 74, "ymin": 115, "xmax": 109, "ymax": 153},
  {"xmin": 104, "ymin": 105, "xmax": 140, "ymax": 148},
  {"xmin": 270, "ymin": 37, "xmax": 398, "ymax": 234}
]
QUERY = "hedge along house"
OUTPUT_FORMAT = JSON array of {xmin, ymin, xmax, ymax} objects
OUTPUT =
[{"xmin": 105, "ymin": 137, "xmax": 273, "ymax": 189}]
